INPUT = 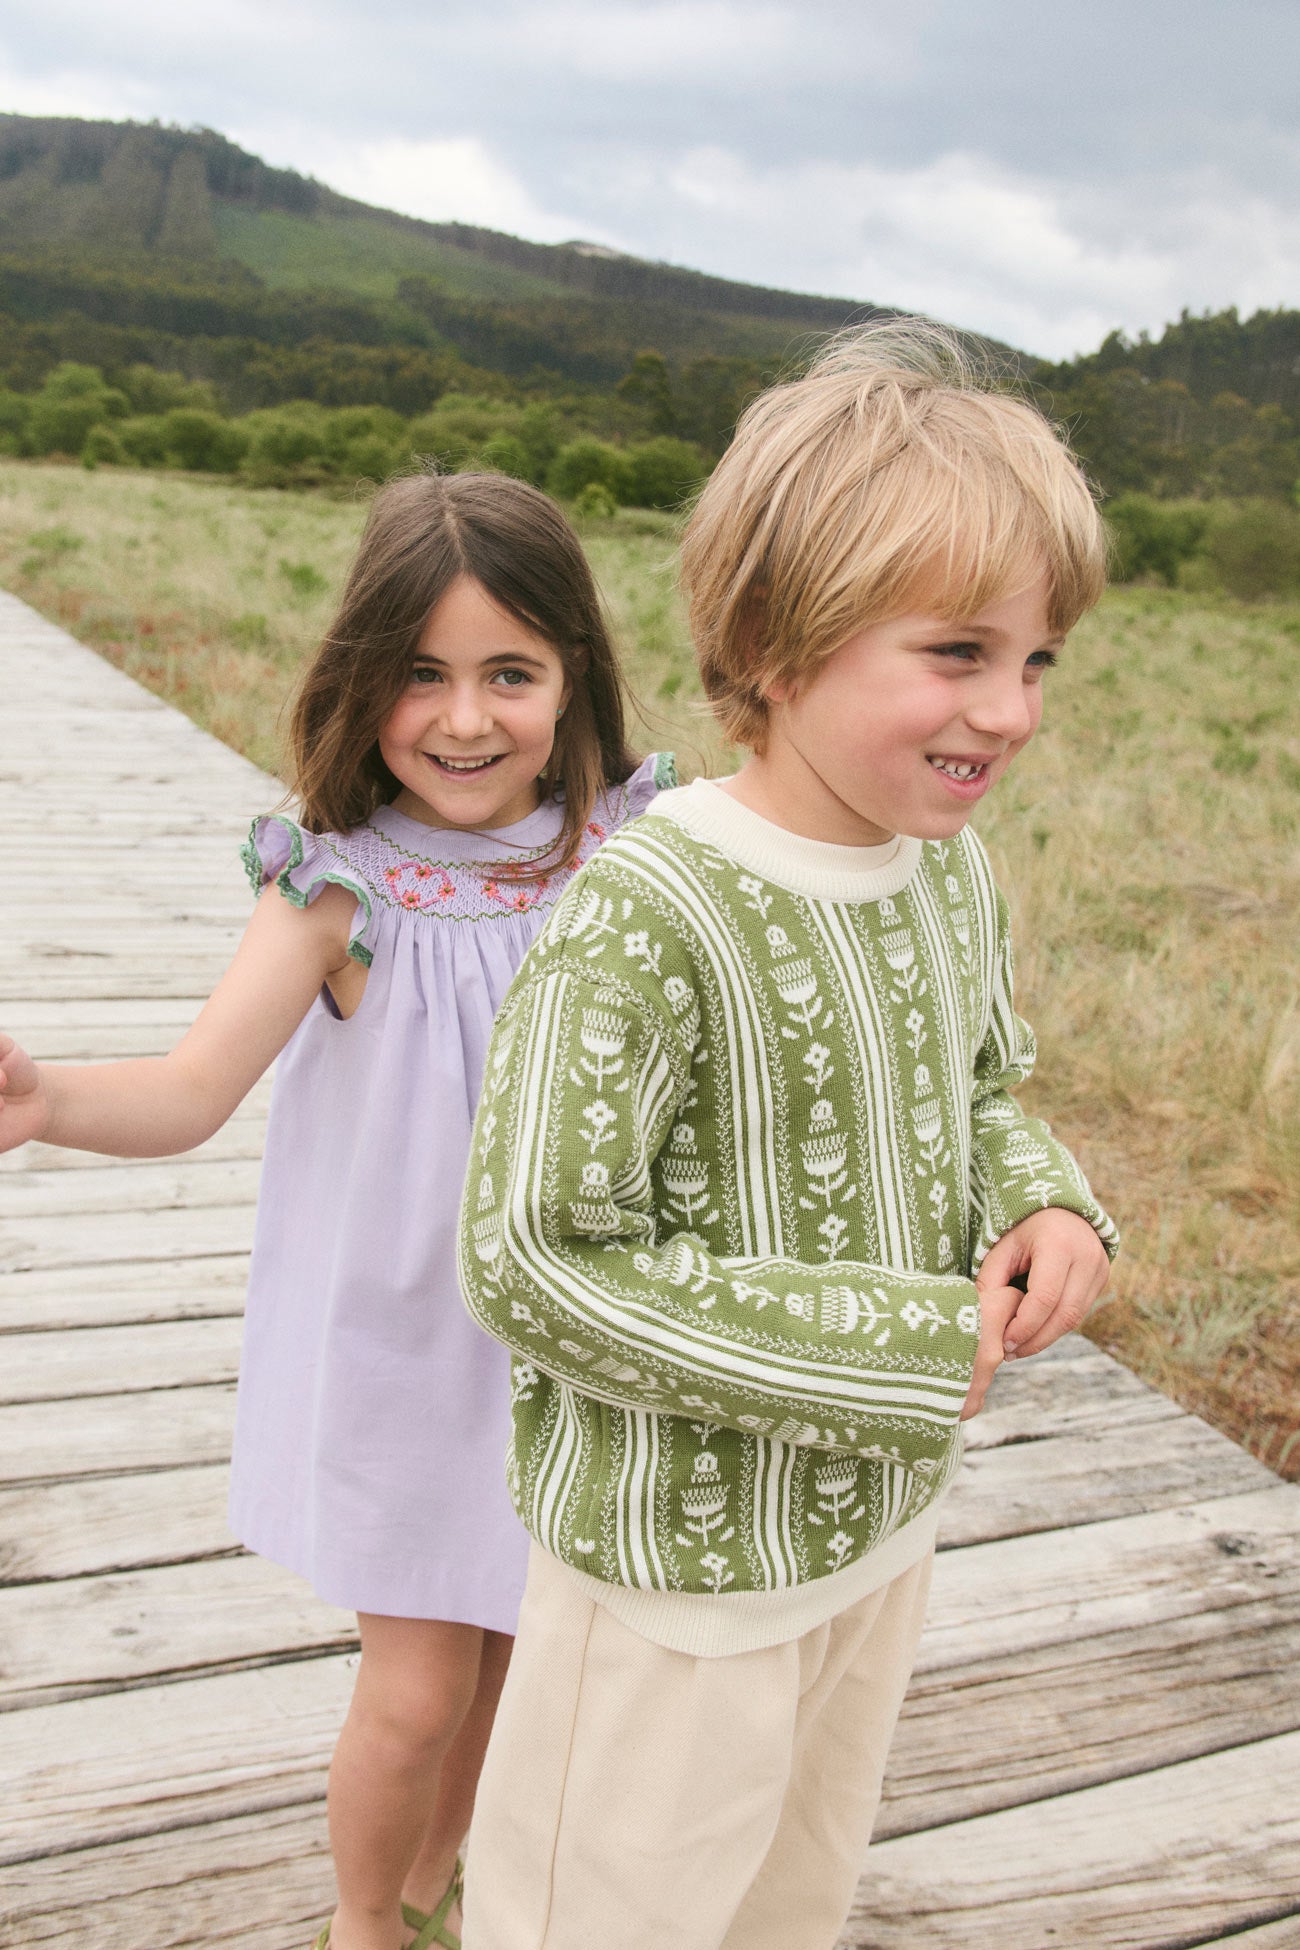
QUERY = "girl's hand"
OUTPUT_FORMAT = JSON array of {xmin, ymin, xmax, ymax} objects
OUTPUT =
[
  {"xmin": 0, "ymin": 1034, "xmax": 51, "ymax": 1151},
  {"xmin": 977, "ymin": 1208, "xmax": 1111, "ymax": 1360},
  {"xmin": 959, "ymin": 1281, "xmax": 1021, "ymax": 1420}
]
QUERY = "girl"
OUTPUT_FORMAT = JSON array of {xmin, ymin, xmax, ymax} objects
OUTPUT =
[{"xmin": 0, "ymin": 471, "xmax": 674, "ymax": 1950}]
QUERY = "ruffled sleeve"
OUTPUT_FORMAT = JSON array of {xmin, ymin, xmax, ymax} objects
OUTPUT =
[
  {"xmin": 241, "ymin": 814, "xmax": 378, "ymax": 968},
  {"xmin": 610, "ymin": 751, "xmax": 677, "ymax": 828}
]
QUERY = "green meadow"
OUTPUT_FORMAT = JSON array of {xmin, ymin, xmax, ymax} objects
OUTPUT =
[{"xmin": 2, "ymin": 458, "xmax": 1296, "ymax": 1476}]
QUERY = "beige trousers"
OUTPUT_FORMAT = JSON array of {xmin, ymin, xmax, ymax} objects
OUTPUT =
[{"xmin": 462, "ymin": 1545, "xmax": 933, "ymax": 1950}]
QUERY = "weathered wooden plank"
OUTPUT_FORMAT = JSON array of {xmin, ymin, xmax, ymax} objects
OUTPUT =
[
  {"xmin": 0, "ymin": 1317, "xmax": 243, "ymax": 1405},
  {"xmin": 0, "ymin": 1653, "xmax": 354, "ymax": 1861},
  {"xmin": 919, "ymin": 1484, "xmax": 1300, "ymax": 1671},
  {"xmin": 848, "ymin": 1732, "xmax": 1300, "ymax": 1949},
  {"xmin": 0, "ymin": 1552, "xmax": 355, "ymax": 1708},
  {"xmin": 1197, "ymin": 1921, "xmax": 1300, "ymax": 1947},
  {"xmin": 938, "ymin": 1404, "xmax": 1277, "ymax": 1548},
  {"xmin": 0, "ymin": 1255, "xmax": 249, "ymax": 1331},
  {"xmin": 0, "ymin": 1155, "xmax": 262, "ymax": 1220},
  {"xmin": 0, "ymin": 1464, "xmax": 235, "ymax": 1583},
  {"xmin": 0, "ymin": 1802, "xmax": 333, "ymax": 1949},
  {"xmin": 880, "ymin": 1590, "xmax": 1300, "ymax": 1838},
  {"xmin": 0, "ymin": 962, "xmax": 261, "ymax": 1003},
  {"xmin": 0, "ymin": 1200, "xmax": 256, "ymax": 1272},
  {"xmin": 961, "ymin": 1332, "xmax": 1176, "ymax": 1448},
  {"xmin": 0, "ymin": 1385, "xmax": 236, "ymax": 1484}
]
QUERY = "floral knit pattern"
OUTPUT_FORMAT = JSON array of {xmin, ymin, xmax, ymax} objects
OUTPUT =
[{"xmin": 459, "ymin": 810, "xmax": 1117, "ymax": 1599}]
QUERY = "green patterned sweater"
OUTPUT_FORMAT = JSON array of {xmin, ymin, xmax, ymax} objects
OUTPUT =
[{"xmin": 458, "ymin": 783, "xmax": 1117, "ymax": 1606}]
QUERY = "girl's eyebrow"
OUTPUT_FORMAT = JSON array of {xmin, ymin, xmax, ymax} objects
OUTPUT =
[{"xmin": 412, "ymin": 649, "xmax": 552, "ymax": 669}]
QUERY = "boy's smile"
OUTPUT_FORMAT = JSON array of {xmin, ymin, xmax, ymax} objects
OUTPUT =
[{"xmin": 724, "ymin": 576, "xmax": 1062, "ymax": 848}]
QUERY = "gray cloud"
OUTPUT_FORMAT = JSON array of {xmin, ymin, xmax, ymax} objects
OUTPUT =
[{"xmin": 0, "ymin": 0, "xmax": 1295, "ymax": 356}]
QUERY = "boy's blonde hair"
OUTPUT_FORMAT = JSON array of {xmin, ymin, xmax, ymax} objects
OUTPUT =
[{"xmin": 680, "ymin": 319, "xmax": 1106, "ymax": 750}]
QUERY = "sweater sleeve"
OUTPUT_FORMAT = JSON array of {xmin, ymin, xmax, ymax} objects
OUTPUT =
[
  {"xmin": 967, "ymin": 890, "xmax": 1119, "ymax": 1270},
  {"xmin": 459, "ymin": 960, "xmax": 981, "ymax": 1474}
]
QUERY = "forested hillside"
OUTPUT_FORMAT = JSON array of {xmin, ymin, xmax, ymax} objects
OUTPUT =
[{"xmin": 0, "ymin": 112, "xmax": 1297, "ymax": 544}]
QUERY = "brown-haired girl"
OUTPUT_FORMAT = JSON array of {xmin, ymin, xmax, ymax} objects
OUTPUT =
[{"xmin": 0, "ymin": 470, "xmax": 674, "ymax": 1950}]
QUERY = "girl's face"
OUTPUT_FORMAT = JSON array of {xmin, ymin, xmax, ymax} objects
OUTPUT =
[
  {"xmin": 379, "ymin": 575, "xmax": 571, "ymax": 830},
  {"xmin": 752, "ymin": 574, "xmax": 1061, "ymax": 847}
]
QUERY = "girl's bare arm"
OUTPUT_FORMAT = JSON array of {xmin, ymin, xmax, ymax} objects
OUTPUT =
[{"xmin": 0, "ymin": 882, "xmax": 358, "ymax": 1158}]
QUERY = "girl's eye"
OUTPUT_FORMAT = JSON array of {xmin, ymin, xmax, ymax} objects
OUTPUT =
[
  {"xmin": 411, "ymin": 666, "xmax": 442, "ymax": 685},
  {"xmin": 493, "ymin": 668, "xmax": 532, "ymax": 688}
]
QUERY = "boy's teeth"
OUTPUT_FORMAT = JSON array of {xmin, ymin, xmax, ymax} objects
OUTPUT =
[{"xmin": 929, "ymin": 758, "xmax": 984, "ymax": 781}]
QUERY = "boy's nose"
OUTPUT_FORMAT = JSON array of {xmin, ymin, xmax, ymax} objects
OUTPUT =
[{"xmin": 966, "ymin": 673, "xmax": 1036, "ymax": 743}]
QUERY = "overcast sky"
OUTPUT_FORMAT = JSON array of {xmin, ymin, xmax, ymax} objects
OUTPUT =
[{"xmin": 1, "ymin": 0, "xmax": 1296, "ymax": 359}]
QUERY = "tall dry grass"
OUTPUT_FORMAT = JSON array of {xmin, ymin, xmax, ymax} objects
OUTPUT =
[{"xmin": 2, "ymin": 460, "xmax": 1296, "ymax": 1474}]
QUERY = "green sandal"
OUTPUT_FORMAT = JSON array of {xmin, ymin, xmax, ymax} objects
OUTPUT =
[
  {"xmin": 305, "ymin": 1861, "xmax": 463, "ymax": 1950},
  {"xmin": 404, "ymin": 1859, "xmax": 464, "ymax": 1950}
]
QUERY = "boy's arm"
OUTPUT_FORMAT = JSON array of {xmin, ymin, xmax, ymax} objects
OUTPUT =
[
  {"xmin": 968, "ymin": 891, "xmax": 1118, "ymax": 1349},
  {"xmin": 460, "ymin": 965, "xmax": 980, "ymax": 1473},
  {"xmin": 0, "ymin": 882, "xmax": 356, "ymax": 1157}
]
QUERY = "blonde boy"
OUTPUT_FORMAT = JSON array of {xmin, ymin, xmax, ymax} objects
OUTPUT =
[{"xmin": 457, "ymin": 322, "xmax": 1117, "ymax": 1950}]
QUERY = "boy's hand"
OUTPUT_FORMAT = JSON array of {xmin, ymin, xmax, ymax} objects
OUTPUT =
[
  {"xmin": 0, "ymin": 1035, "xmax": 50, "ymax": 1151},
  {"xmin": 977, "ymin": 1209, "xmax": 1111, "ymax": 1360},
  {"xmin": 959, "ymin": 1282, "xmax": 1020, "ymax": 1420}
]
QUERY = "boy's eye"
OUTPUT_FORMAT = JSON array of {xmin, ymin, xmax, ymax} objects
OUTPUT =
[
  {"xmin": 1026, "ymin": 649, "xmax": 1059, "ymax": 676},
  {"xmin": 930, "ymin": 641, "xmax": 979, "ymax": 662}
]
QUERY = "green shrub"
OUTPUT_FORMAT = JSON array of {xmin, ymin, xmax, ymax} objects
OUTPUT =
[
  {"xmin": 24, "ymin": 363, "xmax": 128, "ymax": 457},
  {"xmin": 407, "ymin": 395, "xmax": 522, "ymax": 471},
  {"xmin": 116, "ymin": 365, "xmax": 220, "ymax": 416},
  {"xmin": 516, "ymin": 403, "xmax": 561, "ymax": 483},
  {"xmin": 0, "ymin": 388, "xmax": 31, "ymax": 454},
  {"xmin": 248, "ymin": 406, "xmax": 330, "ymax": 470},
  {"xmin": 1105, "ymin": 494, "xmax": 1208, "ymax": 586},
  {"xmin": 82, "ymin": 424, "xmax": 126, "ymax": 468},
  {"xmin": 622, "ymin": 436, "xmax": 708, "ymax": 510},
  {"xmin": 163, "ymin": 408, "xmax": 249, "ymax": 472},
  {"xmin": 1202, "ymin": 499, "xmax": 1300, "ymax": 599},
  {"xmin": 548, "ymin": 439, "xmax": 631, "ymax": 503},
  {"xmin": 117, "ymin": 415, "xmax": 171, "ymax": 467},
  {"xmin": 573, "ymin": 481, "xmax": 618, "ymax": 520},
  {"xmin": 478, "ymin": 433, "xmax": 532, "ymax": 481}
]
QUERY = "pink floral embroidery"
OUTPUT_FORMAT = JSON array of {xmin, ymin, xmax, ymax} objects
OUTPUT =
[
  {"xmin": 386, "ymin": 859, "xmax": 456, "ymax": 909},
  {"xmin": 483, "ymin": 877, "xmax": 549, "ymax": 913}
]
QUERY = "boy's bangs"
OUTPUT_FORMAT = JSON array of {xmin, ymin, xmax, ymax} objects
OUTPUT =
[{"xmin": 837, "ymin": 445, "xmax": 1104, "ymax": 641}]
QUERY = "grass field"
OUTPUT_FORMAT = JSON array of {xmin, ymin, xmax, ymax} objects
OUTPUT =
[{"xmin": 2, "ymin": 457, "xmax": 1296, "ymax": 1477}]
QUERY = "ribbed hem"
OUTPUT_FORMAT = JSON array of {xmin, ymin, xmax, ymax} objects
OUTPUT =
[
  {"xmin": 654, "ymin": 779, "xmax": 924, "ymax": 903},
  {"xmin": 549, "ymin": 1498, "xmax": 944, "ymax": 1657}
]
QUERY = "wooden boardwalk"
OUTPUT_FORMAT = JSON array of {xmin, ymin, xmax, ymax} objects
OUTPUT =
[{"xmin": 0, "ymin": 585, "xmax": 1297, "ymax": 1949}]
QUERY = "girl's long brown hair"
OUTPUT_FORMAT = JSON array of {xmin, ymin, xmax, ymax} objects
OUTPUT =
[{"xmin": 289, "ymin": 471, "xmax": 640, "ymax": 876}]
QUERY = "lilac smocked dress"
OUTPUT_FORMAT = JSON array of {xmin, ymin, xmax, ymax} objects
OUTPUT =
[{"xmin": 228, "ymin": 753, "xmax": 675, "ymax": 1626}]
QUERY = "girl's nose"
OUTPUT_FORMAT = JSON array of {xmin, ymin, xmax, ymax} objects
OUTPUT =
[{"xmin": 438, "ymin": 686, "xmax": 494, "ymax": 739}]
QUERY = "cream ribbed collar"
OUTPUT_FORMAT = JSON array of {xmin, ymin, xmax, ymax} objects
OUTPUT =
[{"xmin": 652, "ymin": 778, "xmax": 923, "ymax": 902}]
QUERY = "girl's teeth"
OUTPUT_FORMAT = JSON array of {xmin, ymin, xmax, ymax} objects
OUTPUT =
[{"xmin": 439, "ymin": 757, "xmax": 495, "ymax": 771}]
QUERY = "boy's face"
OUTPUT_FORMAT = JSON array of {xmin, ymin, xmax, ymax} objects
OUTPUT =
[{"xmin": 753, "ymin": 575, "xmax": 1062, "ymax": 847}]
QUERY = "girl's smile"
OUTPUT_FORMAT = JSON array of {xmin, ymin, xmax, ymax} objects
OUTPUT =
[{"xmin": 379, "ymin": 575, "xmax": 570, "ymax": 831}]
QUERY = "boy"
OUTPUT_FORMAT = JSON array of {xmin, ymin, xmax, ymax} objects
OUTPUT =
[{"xmin": 457, "ymin": 321, "xmax": 1117, "ymax": 1950}]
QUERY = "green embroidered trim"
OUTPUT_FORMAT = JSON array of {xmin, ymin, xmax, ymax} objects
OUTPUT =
[
  {"xmin": 244, "ymin": 815, "xmax": 375, "ymax": 969},
  {"xmin": 652, "ymin": 751, "xmax": 679, "ymax": 791}
]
